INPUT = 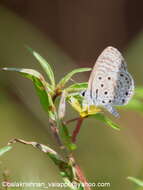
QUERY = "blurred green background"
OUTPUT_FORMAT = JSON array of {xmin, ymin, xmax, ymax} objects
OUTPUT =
[{"xmin": 0, "ymin": 1, "xmax": 143, "ymax": 190}]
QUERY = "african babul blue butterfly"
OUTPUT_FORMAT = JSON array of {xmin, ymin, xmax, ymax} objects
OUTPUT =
[{"xmin": 81, "ymin": 46, "xmax": 134, "ymax": 117}]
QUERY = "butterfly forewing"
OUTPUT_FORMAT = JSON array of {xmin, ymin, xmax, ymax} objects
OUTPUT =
[{"xmin": 88, "ymin": 47, "xmax": 126, "ymax": 92}]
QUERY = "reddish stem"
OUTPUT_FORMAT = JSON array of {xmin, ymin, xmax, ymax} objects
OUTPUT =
[
  {"xmin": 69, "ymin": 155, "xmax": 91, "ymax": 190},
  {"xmin": 72, "ymin": 117, "xmax": 84, "ymax": 143},
  {"xmin": 66, "ymin": 117, "xmax": 80, "ymax": 125},
  {"xmin": 75, "ymin": 164, "xmax": 91, "ymax": 190}
]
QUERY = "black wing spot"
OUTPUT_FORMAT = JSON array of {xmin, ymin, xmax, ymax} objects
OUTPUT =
[
  {"xmin": 104, "ymin": 91, "xmax": 108, "ymax": 95},
  {"xmin": 102, "ymin": 100, "xmax": 105, "ymax": 104},
  {"xmin": 122, "ymin": 99, "xmax": 125, "ymax": 103},
  {"xmin": 125, "ymin": 92, "xmax": 128, "ymax": 96},
  {"xmin": 101, "ymin": 84, "xmax": 104, "ymax": 87},
  {"xmin": 109, "ymin": 100, "xmax": 112, "ymax": 103},
  {"xmin": 98, "ymin": 77, "xmax": 102, "ymax": 80},
  {"xmin": 108, "ymin": 77, "xmax": 111, "ymax": 80},
  {"xmin": 81, "ymin": 91, "xmax": 86, "ymax": 96},
  {"xmin": 120, "ymin": 74, "xmax": 124, "ymax": 77}
]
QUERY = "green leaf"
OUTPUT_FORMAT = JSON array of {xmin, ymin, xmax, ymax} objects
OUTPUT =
[
  {"xmin": 8, "ymin": 138, "xmax": 68, "ymax": 170},
  {"xmin": 8, "ymin": 138, "xmax": 76, "ymax": 184},
  {"xmin": 62, "ymin": 178, "xmax": 84, "ymax": 190},
  {"xmin": 134, "ymin": 87, "xmax": 143, "ymax": 99},
  {"xmin": 27, "ymin": 47, "xmax": 55, "ymax": 87},
  {"xmin": 78, "ymin": 185, "xmax": 84, "ymax": 190},
  {"xmin": 135, "ymin": 87, "xmax": 143, "ymax": 98},
  {"xmin": 2, "ymin": 68, "xmax": 56, "ymax": 120},
  {"xmin": 33, "ymin": 78, "xmax": 57, "ymax": 120},
  {"xmin": 66, "ymin": 82, "xmax": 88, "ymax": 92},
  {"xmin": 0, "ymin": 146, "xmax": 12, "ymax": 156},
  {"xmin": 57, "ymin": 68, "xmax": 91, "ymax": 89},
  {"xmin": 121, "ymin": 99, "xmax": 143, "ymax": 113},
  {"xmin": 59, "ymin": 122, "xmax": 77, "ymax": 151},
  {"xmin": 92, "ymin": 113, "xmax": 120, "ymax": 131},
  {"xmin": 127, "ymin": 176, "xmax": 143, "ymax": 187}
]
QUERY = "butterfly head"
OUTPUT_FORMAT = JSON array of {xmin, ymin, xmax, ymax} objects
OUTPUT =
[{"xmin": 80, "ymin": 90, "xmax": 86, "ymax": 97}]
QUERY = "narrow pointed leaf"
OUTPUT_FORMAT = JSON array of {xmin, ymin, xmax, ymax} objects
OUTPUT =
[
  {"xmin": 134, "ymin": 87, "xmax": 143, "ymax": 99},
  {"xmin": 58, "ymin": 90, "xmax": 67, "ymax": 119},
  {"xmin": 59, "ymin": 122, "xmax": 77, "ymax": 151},
  {"xmin": 8, "ymin": 138, "xmax": 67, "ymax": 168},
  {"xmin": 127, "ymin": 177, "xmax": 143, "ymax": 187},
  {"xmin": 63, "ymin": 178, "xmax": 84, "ymax": 190},
  {"xmin": 0, "ymin": 146, "xmax": 12, "ymax": 156},
  {"xmin": 27, "ymin": 47, "xmax": 55, "ymax": 87},
  {"xmin": 57, "ymin": 68, "xmax": 91, "ymax": 89},
  {"xmin": 92, "ymin": 113, "xmax": 120, "ymax": 131},
  {"xmin": 121, "ymin": 99, "xmax": 143, "ymax": 113},
  {"xmin": 66, "ymin": 82, "xmax": 88, "ymax": 92},
  {"xmin": 8, "ymin": 138, "xmax": 76, "ymax": 183},
  {"xmin": 62, "ymin": 178, "xmax": 76, "ymax": 190},
  {"xmin": 2, "ymin": 68, "xmax": 56, "ymax": 120}
]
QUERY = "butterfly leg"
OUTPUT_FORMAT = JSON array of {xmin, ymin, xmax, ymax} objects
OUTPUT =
[
  {"xmin": 104, "ymin": 105, "xmax": 120, "ymax": 118},
  {"xmin": 82, "ymin": 99, "xmax": 89, "ymax": 111},
  {"xmin": 82, "ymin": 99, "xmax": 95, "ymax": 114}
]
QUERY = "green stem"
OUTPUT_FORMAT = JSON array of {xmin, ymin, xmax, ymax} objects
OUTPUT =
[{"xmin": 49, "ymin": 118, "xmax": 64, "ymax": 148}]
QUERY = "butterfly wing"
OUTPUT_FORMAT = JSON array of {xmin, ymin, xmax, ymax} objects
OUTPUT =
[
  {"xmin": 85, "ymin": 46, "xmax": 134, "ymax": 117},
  {"xmin": 87, "ymin": 46, "xmax": 127, "ymax": 93},
  {"xmin": 112, "ymin": 71, "xmax": 134, "ymax": 105}
]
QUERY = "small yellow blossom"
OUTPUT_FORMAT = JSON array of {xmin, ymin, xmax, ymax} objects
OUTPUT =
[{"xmin": 69, "ymin": 96, "xmax": 101, "ymax": 117}]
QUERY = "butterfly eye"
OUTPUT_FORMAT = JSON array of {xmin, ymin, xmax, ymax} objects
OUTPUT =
[{"xmin": 81, "ymin": 91, "xmax": 86, "ymax": 96}]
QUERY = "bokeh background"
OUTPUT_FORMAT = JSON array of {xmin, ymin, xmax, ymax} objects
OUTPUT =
[{"xmin": 0, "ymin": 1, "xmax": 143, "ymax": 190}]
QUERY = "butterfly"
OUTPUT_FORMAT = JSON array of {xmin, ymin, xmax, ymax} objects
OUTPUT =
[{"xmin": 81, "ymin": 46, "xmax": 134, "ymax": 117}]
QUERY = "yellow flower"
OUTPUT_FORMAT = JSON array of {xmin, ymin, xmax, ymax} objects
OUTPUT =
[{"xmin": 69, "ymin": 96, "xmax": 101, "ymax": 117}]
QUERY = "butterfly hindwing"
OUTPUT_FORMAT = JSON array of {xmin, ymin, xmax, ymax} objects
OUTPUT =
[{"xmin": 112, "ymin": 71, "xmax": 134, "ymax": 105}]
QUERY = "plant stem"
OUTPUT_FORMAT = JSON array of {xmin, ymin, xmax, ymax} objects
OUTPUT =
[
  {"xmin": 66, "ymin": 117, "xmax": 81, "ymax": 125},
  {"xmin": 49, "ymin": 118, "xmax": 63, "ymax": 148},
  {"xmin": 72, "ymin": 117, "xmax": 84, "ymax": 143},
  {"xmin": 52, "ymin": 88, "xmax": 62, "ymax": 102},
  {"xmin": 47, "ymin": 92, "xmax": 90, "ymax": 189},
  {"xmin": 69, "ymin": 154, "xmax": 91, "ymax": 190}
]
